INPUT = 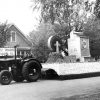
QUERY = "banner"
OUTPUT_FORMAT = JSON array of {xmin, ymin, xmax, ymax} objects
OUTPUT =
[
  {"xmin": 80, "ymin": 38, "xmax": 90, "ymax": 57},
  {"xmin": 0, "ymin": 48, "xmax": 15, "ymax": 56}
]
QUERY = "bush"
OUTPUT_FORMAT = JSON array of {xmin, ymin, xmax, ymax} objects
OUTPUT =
[{"xmin": 32, "ymin": 39, "xmax": 50, "ymax": 63}]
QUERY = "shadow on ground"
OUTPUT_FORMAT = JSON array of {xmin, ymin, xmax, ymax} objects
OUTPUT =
[
  {"xmin": 41, "ymin": 72, "xmax": 100, "ymax": 80},
  {"xmin": 59, "ymin": 72, "xmax": 100, "ymax": 80}
]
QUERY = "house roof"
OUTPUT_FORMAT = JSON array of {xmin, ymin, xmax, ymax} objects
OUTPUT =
[{"xmin": 8, "ymin": 24, "xmax": 32, "ymax": 46}]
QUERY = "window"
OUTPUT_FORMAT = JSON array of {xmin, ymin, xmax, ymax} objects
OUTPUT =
[
  {"xmin": 11, "ymin": 31, "xmax": 16, "ymax": 42},
  {"xmin": 8, "ymin": 31, "xmax": 16, "ymax": 42}
]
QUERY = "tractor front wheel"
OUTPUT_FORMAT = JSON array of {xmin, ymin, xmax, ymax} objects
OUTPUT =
[{"xmin": 0, "ymin": 70, "xmax": 12, "ymax": 85}]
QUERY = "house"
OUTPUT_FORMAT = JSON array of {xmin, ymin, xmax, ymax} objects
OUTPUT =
[{"xmin": 5, "ymin": 24, "xmax": 32, "ymax": 57}]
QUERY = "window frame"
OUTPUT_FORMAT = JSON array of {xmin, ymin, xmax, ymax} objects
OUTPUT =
[{"xmin": 10, "ymin": 31, "xmax": 16, "ymax": 42}]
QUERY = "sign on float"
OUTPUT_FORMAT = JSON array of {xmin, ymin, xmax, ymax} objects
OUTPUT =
[{"xmin": 0, "ymin": 48, "xmax": 15, "ymax": 56}]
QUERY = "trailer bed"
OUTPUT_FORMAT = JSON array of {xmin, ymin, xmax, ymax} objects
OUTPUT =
[{"xmin": 42, "ymin": 62, "xmax": 100, "ymax": 75}]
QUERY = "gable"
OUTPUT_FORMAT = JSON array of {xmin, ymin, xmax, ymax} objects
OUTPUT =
[{"xmin": 5, "ymin": 24, "xmax": 32, "ymax": 48}]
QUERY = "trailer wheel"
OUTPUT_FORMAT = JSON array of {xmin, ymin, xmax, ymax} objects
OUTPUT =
[
  {"xmin": 45, "ymin": 69, "xmax": 58, "ymax": 79},
  {"xmin": 0, "ymin": 70, "xmax": 12, "ymax": 85},
  {"xmin": 22, "ymin": 60, "xmax": 41, "ymax": 82}
]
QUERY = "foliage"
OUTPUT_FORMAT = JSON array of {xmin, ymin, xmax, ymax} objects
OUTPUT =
[
  {"xmin": 29, "ymin": 19, "xmax": 71, "ymax": 62},
  {"xmin": 83, "ymin": 18, "xmax": 100, "ymax": 57},
  {"xmin": 83, "ymin": 0, "xmax": 100, "ymax": 57},
  {"xmin": 32, "ymin": 0, "xmax": 100, "ymax": 58},
  {"xmin": 29, "ymin": 23, "xmax": 56, "ymax": 45},
  {"xmin": 54, "ymin": 23, "xmax": 70, "ymax": 36},
  {"xmin": 29, "ymin": 23, "xmax": 55, "ymax": 62},
  {"xmin": 33, "ymin": 0, "xmax": 95, "ymax": 32},
  {"xmin": 83, "ymin": 17, "xmax": 96, "ymax": 38},
  {"xmin": 94, "ymin": 0, "xmax": 100, "ymax": 19},
  {"xmin": 32, "ymin": 39, "xmax": 50, "ymax": 63},
  {"xmin": 0, "ymin": 23, "xmax": 10, "ymax": 47}
]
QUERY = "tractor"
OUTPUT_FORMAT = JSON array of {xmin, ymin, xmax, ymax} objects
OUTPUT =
[{"xmin": 0, "ymin": 47, "xmax": 42, "ymax": 85}]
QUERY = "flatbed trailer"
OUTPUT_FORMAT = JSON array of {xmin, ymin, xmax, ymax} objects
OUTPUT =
[
  {"xmin": 42, "ymin": 62, "xmax": 100, "ymax": 78},
  {"xmin": 44, "ymin": 34, "xmax": 99, "ymax": 78}
]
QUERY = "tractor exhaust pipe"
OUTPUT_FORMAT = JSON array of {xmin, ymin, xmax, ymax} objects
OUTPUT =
[{"xmin": 14, "ymin": 45, "xmax": 19, "ymax": 63}]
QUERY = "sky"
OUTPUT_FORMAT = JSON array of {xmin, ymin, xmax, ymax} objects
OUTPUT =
[{"xmin": 0, "ymin": 0, "xmax": 40, "ymax": 35}]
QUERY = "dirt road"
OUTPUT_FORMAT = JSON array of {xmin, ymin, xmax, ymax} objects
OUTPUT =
[{"xmin": 1, "ymin": 76, "xmax": 100, "ymax": 100}]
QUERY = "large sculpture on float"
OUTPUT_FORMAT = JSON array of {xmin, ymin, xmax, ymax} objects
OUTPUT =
[
  {"xmin": 68, "ymin": 30, "xmax": 90, "ymax": 61},
  {"xmin": 48, "ymin": 35, "xmax": 62, "ymax": 53},
  {"xmin": 47, "ymin": 29, "xmax": 90, "ymax": 62},
  {"xmin": 47, "ymin": 34, "xmax": 68, "ymax": 57}
]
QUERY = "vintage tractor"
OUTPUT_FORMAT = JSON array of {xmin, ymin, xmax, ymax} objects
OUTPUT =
[{"xmin": 0, "ymin": 47, "xmax": 42, "ymax": 85}]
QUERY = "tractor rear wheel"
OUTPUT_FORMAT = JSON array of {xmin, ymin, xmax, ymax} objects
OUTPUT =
[
  {"xmin": 22, "ymin": 60, "xmax": 41, "ymax": 82},
  {"xmin": 0, "ymin": 70, "xmax": 12, "ymax": 85}
]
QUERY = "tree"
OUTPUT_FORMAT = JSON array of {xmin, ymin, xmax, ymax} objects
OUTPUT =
[
  {"xmin": 94, "ymin": 0, "xmax": 100, "ymax": 19},
  {"xmin": 32, "ymin": 39, "xmax": 50, "ymax": 62},
  {"xmin": 83, "ymin": 18, "xmax": 100, "ymax": 57},
  {"xmin": 29, "ymin": 22, "xmax": 56, "ymax": 46},
  {"xmin": 83, "ymin": 0, "xmax": 100, "ymax": 58},
  {"xmin": 32, "ymin": 0, "xmax": 98, "ymax": 59},
  {"xmin": 0, "ymin": 23, "xmax": 10, "ymax": 47},
  {"xmin": 33, "ymin": 0, "xmax": 94, "ymax": 32},
  {"xmin": 29, "ymin": 23, "xmax": 55, "ymax": 62}
]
